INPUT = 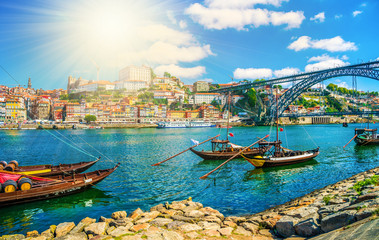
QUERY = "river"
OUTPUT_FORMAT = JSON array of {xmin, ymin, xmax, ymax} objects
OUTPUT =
[{"xmin": 0, "ymin": 123, "xmax": 378, "ymax": 235}]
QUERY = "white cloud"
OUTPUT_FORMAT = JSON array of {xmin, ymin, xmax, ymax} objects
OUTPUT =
[
  {"xmin": 288, "ymin": 36, "xmax": 358, "ymax": 52},
  {"xmin": 305, "ymin": 55, "xmax": 349, "ymax": 72},
  {"xmin": 336, "ymin": 81, "xmax": 349, "ymax": 88},
  {"xmin": 335, "ymin": 14, "xmax": 343, "ymax": 19},
  {"xmin": 167, "ymin": 10, "xmax": 177, "ymax": 25},
  {"xmin": 137, "ymin": 42, "xmax": 213, "ymax": 65},
  {"xmin": 360, "ymin": 3, "xmax": 367, "ymax": 7},
  {"xmin": 154, "ymin": 64, "xmax": 206, "ymax": 78},
  {"xmin": 233, "ymin": 68, "xmax": 273, "ymax": 79},
  {"xmin": 138, "ymin": 24, "xmax": 196, "ymax": 46},
  {"xmin": 179, "ymin": 20, "xmax": 187, "ymax": 29},
  {"xmin": 310, "ymin": 12, "xmax": 325, "ymax": 23},
  {"xmin": 274, "ymin": 67, "xmax": 300, "ymax": 77},
  {"xmin": 353, "ymin": 10, "xmax": 362, "ymax": 17},
  {"xmin": 185, "ymin": 2, "xmax": 305, "ymax": 30}
]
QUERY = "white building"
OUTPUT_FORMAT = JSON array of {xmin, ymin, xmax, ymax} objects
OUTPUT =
[
  {"xmin": 115, "ymin": 80, "xmax": 148, "ymax": 92},
  {"xmin": 119, "ymin": 65, "xmax": 151, "ymax": 83},
  {"xmin": 77, "ymin": 81, "xmax": 115, "ymax": 92},
  {"xmin": 192, "ymin": 93, "xmax": 220, "ymax": 105}
]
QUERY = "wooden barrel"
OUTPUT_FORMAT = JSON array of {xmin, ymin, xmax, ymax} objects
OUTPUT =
[
  {"xmin": 0, "ymin": 161, "xmax": 6, "ymax": 170},
  {"xmin": 4, "ymin": 162, "xmax": 17, "ymax": 171}
]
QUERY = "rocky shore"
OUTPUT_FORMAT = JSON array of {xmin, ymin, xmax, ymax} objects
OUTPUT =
[{"xmin": 1, "ymin": 167, "xmax": 378, "ymax": 240}]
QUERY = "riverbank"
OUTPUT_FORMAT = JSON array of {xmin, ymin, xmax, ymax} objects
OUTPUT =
[{"xmin": 1, "ymin": 166, "xmax": 378, "ymax": 240}]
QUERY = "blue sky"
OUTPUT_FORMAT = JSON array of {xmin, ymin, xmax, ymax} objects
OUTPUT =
[{"xmin": 0, "ymin": 0, "xmax": 378, "ymax": 91}]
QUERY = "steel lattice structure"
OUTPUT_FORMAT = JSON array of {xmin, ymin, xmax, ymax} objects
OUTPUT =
[{"xmin": 210, "ymin": 60, "xmax": 379, "ymax": 122}]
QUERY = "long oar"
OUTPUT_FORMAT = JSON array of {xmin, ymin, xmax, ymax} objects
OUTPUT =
[
  {"xmin": 152, "ymin": 134, "xmax": 220, "ymax": 166},
  {"xmin": 199, "ymin": 135, "xmax": 269, "ymax": 179},
  {"xmin": 343, "ymin": 134, "xmax": 357, "ymax": 149}
]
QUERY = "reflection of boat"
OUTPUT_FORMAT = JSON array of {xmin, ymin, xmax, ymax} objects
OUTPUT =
[
  {"xmin": 242, "ymin": 90, "xmax": 320, "ymax": 168},
  {"xmin": 0, "ymin": 164, "xmax": 119, "ymax": 207},
  {"xmin": 0, "ymin": 159, "xmax": 99, "ymax": 177},
  {"xmin": 354, "ymin": 128, "xmax": 379, "ymax": 145}
]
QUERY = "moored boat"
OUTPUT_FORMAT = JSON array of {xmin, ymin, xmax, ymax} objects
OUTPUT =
[
  {"xmin": 354, "ymin": 128, "xmax": 379, "ymax": 145},
  {"xmin": 157, "ymin": 121, "xmax": 187, "ymax": 128},
  {"xmin": 0, "ymin": 158, "xmax": 100, "ymax": 177},
  {"xmin": 0, "ymin": 164, "xmax": 119, "ymax": 207}
]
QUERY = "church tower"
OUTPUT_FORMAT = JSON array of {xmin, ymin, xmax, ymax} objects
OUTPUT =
[{"xmin": 28, "ymin": 77, "xmax": 32, "ymax": 89}]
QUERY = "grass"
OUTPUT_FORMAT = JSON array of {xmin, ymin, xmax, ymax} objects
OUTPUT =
[
  {"xmin": 353, "ymin": 175, "xmax": 379, "ymax": 195},
  {"xmin": 323, "ymin": 195, "xmax": 333, "ymax": 205}
]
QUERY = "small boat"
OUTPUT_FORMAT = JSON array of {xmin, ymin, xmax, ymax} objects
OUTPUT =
[
  {"xmin": 186, "ymin": 121, "xmax": 216, "ymax": 128},
  {"xmin": 0, "ymin": 164, "xmax": 119, "ymax": 207},
  {"xmin": 354, "ymin": 128, "xmax": 379, "ymax": 145},
  {"xmin": 0, "ymin": 158, "xmax": 99, "ymax": 177}
]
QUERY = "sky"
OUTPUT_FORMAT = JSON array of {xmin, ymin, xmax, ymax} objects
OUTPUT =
[{"xmin": 0, "ymin": 0, "xmax": 378, "ymax": 91}]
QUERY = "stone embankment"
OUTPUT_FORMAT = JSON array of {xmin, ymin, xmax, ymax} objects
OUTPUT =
[{"xmin": 1, "ymin": 167, "xmax": 378, "ymax": 240}]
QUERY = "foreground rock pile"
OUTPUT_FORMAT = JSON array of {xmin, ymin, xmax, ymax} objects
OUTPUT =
[{"xmin": 1, "ymin": 167, "xmax": 378, "ymax": 240}]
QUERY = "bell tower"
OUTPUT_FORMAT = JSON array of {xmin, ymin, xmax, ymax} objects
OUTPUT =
[{"xmin": 28, "ymin": 77, "xmax": 32, "ymax": 89}]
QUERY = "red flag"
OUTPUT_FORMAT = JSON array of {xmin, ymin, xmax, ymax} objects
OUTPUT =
[
  {"xmin": 229, "ymin": 133, "xmax": 234, "ymax": 137},
  {"xmin": 280, "ymin": 128, "xmax": 284, "ymax": 132}
]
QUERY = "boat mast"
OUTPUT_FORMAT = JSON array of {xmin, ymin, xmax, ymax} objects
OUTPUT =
[
  {"xmin": 226, "ymin": 91, "xmax": 231, "ymax": 141},
  {"xmin": 275, "ymin": 87, "xmax": 280, "ymax": 154}
]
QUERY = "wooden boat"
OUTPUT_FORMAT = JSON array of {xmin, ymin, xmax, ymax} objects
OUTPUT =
[
  {"xmin": 241, "ymin": 90, "xmax": 320, "ymax": 168},
  {"xmin": 0, "ymin": 163, "xmax": 119, "ymax": 207},
  {"xmin": 190, "ymin": 139, "xmax": 268, "ymax": 160},
  {"xmin": 354, "ymin": 128, "xmax": 379, "ymax": 145},
  {"xmin": 0, "ymin": 158, "xmax": 100, "ymax": 177}
]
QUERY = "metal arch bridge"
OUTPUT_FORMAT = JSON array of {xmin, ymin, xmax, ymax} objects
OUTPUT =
[
  {"xmin": 209, "ymin": 60, "xmax": 379, "ymax": 121},
  {"xmin": 283, "ymin": 110, "xmax": 379, "ymax": 118}
]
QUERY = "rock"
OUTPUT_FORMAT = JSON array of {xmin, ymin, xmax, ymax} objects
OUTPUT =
[
  {"xmin": 218, "ymin": 227, "xmax": 233, "ymax": 236},
  {"xmin": 355, "ymin": 208, "xmax": 375, "ymax": 221},
  {"xmin": 184, "ymin": 232, "xmax": 198, "ymax": 239},
  {"xmin": 186, "ymin": 201, "xmax": 203, "ymax": 210},
  {"xmin": 161, "ymin": 230, "xmax": 184, "ymax": 240},
  {"xmin": 167, "ymin": 221, "xmax": 186, "ymax": 230},
  {"xmin": 135, "ymin": 211, "xmax": 160, "ymax": 224},
  {"xmin": 168, "ymin": 202, "xmax": 186, "ymax": 211},
  {"xmin": 111, "ymin": 211, "xmax": 127, "ymax": 220},
  {"xmin": 294, "ymin": 218, "xmax": 320, "ymax": 237},
  {"xmin": 56, "ymin": 222, "xmax": 76, "ymax": 238},
  {"xmin": 318, "ymin": 203, "xmax": 350, "ymax": 218},
  {"xmin": 240, "ymin": 222, "xmax": 259, "ymax": 234},
  {"xmin": 233, "ymin": 226, "xmax": 252, "ymax": 236},
  {"xmin": 88, "ymin": 235, "xmax": 112, "ymax": 240},
  {"xmin": 199, "ymin": 207, "xmax": 224, "ymax": 220},
  {"xmin": 171, "ymin": 215, "xmax": 197, "ymax": 223},
  {"xmin": 275, "ymin": 216, "xmax": 296, "ymax": 238},
  {"xmin": 184, "ymin": 210, "xmax": 205, "ymax": 218},
  {"xmin": 197, "ymin": 221, "xmax": 220, "ymax": 230},
  {"xmin": 26, "ymin": 231, "xmax": 39, "ymax": 238},
  {"xmin": 225, "ymin": 216, "xmax": 246, "ymax": 223},
  {"xmin": 130, "ymin": 208, "xmax": 144, "ymax": 220},
  {"xmin": 222, "ymin": 220, "xmax": 237, "ymax": 228},
  {"xmin": 84, "ymin": 222, "xmax": 107, "ymax": 236},
  {"xmin": 0, "ymin": 234, "xmax": 25, "ymax": 240},
  {"xmin": 120, "ymin": 234, "xmax": 144, "ymax": 240},
  {"xmin": 80, "ymin": 217, "xmax": 96, "ymax": 226},
  {"xmin": 109, "ymin": 218, "xmax": 133, "ymax": 227},
  {"xmin": 247, "ymin": 215, "xmax": 263, "ymax": 224},
  {"xmin": 178, "ymin": 223, "xmax": 202, "ymax": 232},
  {"xmin": 150, "ymin": 204, "xmax": 164, "ymax": 212},
  {"xmin": 202, "ymin": 229, "xmax": 220, "ymax": 237},
  {"xmin": 202, "ymin": 215, "xmax": 222, "ymax": 225},
  {"xmin": 320, "ymin": 210, "xmax": 356, "ymax": 232},
  {"xmin": 259, "ymin": 229, "xmax": 275, "ymax": 238},
  {"xmin": 70, "ymin": 223, "xmax": 86, "ymax": 234},
  {"xmin": 130, "ymin": 223, "xmax": 150, "ymax": 232},
  {"xmin": 107, "ymin": 226, "xmax": 133, "ymax": 237},
  {"xmin": 149, "ymin": 218, "xmax": 173, "ymax": 227},
  {"xmin": 40, "ymin": 229, "xmax": 53, "ymax": 239},
  {"xmin": 286, "ymin": 207, "xmax": 319, "ymax": 219},
  {"xmin": 29, "ymin": 236, "xmax": 46, "ymax": 240},
  {"xmin": 55, "ymin": 232, "xmax": 88, "ymax": 240}
]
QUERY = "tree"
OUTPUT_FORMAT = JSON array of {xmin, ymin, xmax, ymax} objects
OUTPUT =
[
  {"xmin": 84, "ymin": 115, "xmax": 97, "ymax": 123},
  {"xmin": 164, "ymin": 72, "xmax": 171, "ymax": 78}
]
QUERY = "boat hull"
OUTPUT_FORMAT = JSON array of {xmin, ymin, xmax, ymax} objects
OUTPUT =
[
  {"xmin": 244, "ymin": 149, "xmax": 320, "ymax": 168},
  {"xmin": 190, "ymin": 148, "xmax": 263, "ymax": 160},
  {"xmin": 354, "ymin": 137, "xmax": 379, "ymax": 146},
  {"xmin": 0, "ymin": 164, "xmax": 119, "ymax": 207},
  {"xmin": 12, "ymin": 159, "xmax": 99, "ymax": 177}
]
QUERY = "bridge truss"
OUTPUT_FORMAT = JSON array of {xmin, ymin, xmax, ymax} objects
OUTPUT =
[{"xmin": 210, "ymin": 60, "xmax": 379, "ymax": 122}]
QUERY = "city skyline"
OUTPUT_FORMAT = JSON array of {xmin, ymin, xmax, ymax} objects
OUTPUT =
[{"xmin": 0, "ymin": 0, "xmax": 378, "ymax": 91}]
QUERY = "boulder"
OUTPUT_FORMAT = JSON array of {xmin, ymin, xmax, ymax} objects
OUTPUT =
[
  {"xmin": 55, "ymin": 232, "xmax": 88, "ymax": 240},
  {"xmin": 218, "ymin": 227, "xmax": 233, "ymax": 236},
  {"xmin": 171, "ymin": 215, "xmax": 197, "ymax": 223},
  {"xmin": 111, "ymin": 211, "xmax": 127, "ymax": 220},
  {"xmin": 168, "ymin": 202, "xmax": 186, "ymax": 211},
  {"xmin": 149, "ymin": 218, "xmax": 173, "ymax": 227},
  {"xmin": 161, "ymin": 230, "xmax": 184, "ymax": 240},
  {"xmin": 286, "ymin": 207, "xmax": 318, "ymax": 219},
  {"xmin": 240, "ymin": 222, "xmax": 259, "ymax": 234},
  {"xmin": 40, "ymin": 229, "xmax": 53, "ymax": 239},
  {"xmin": 184, "ymin": 232, "xmax": 199, "ymax": 239},
  {"xmin": 150, "ymin": 204, "xmax": 165, "ymax": 212},
  {"xmin": 199, "ymin": 207, "xmax": 224, "ymax": 220},
  {"xmin": 275, "ymin": 216, "xmax": 296, "ymax": 238},
  {"xmin": 202, "ymin": 229, "xmax": 220, "ymax": 237},
  {"xmin": 80, "ymin": 217, "xmax": 96, "ymax": 226},
  {"xmin": 130, "ymin": 208, "xmax": 144, "ymax": 220},
  {"xmin": 26, "ymin": 231, "xmax": 39, "ymax": 238},
  {"xmin": 167, "ymin": 221, "xmax": 186, "ymax": 230},
  {"xmin": 202, "ymin": 215, "xmax": 222, "ymax": 225},
  {"xmin": 222, "ymin": 220, "xmax": 237, "ymax": 228},
  {"xmin": 320, "ymin": 210, "xmax": 356, "ymax": 232},
  {"xmin": 197, "ymin": 221, "xmax": 220, "ymax": 230},
  {"xmin": 109, "ymin": 218, "xmax": 133, "ymax": 227},
  {"xmin": 233, "ymin": 226, "xmax": 252, "ymax": 236},
  {"xmin": 56, "ymin": 222, "xmax": 76, "ymax": 238},
  {"xmin": 0, "ymin": 234, "xmax": 25, "ymax": 240},
  {"xmin": 224, "ymin": 216, "xmax": 246, "ymax": 223},
  {"xmin": 178, "ymin": 223, "xmax": 202, "ymax": 232},
  {"xmin": 107, "ymin": 226, "xmax": 133, "ymax": 237},
  {"xmin": 184, "ymin": 210, "xmax": 205, "ymax": 218},
  {"xmin": 130, "ymin": 223, "xmax": 150, "ymax": 232},
  {"xmin": 318, "ymin": 203, "xmax": 349, "ymax": 218},
  {"xmin": 84, "ymin": 222, "xmax": 107, "ymax": 236},
  {"xmin": 294, "ymin": 217, "xmax": 320, "ymax": 237}
]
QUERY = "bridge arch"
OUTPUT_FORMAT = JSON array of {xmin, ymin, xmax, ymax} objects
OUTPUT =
[{"xmin": 275, "ymin": 68, "xmax": 379, "ymax": 119}]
